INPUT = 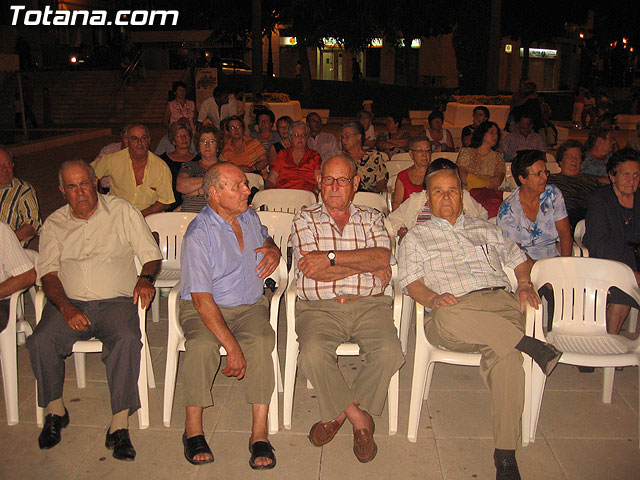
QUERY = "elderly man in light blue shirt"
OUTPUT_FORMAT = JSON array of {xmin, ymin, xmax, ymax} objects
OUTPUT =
[{"xmin": 179, "ymin": 162, "xmax": 280, "ymax": 469}]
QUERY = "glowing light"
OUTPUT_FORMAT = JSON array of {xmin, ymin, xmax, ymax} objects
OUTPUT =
[
  {"xmin": 579, "ymin": 33, "xmax": 584, "ymax": 39},
  {"xmin": 623, "ymin": 38, "xmax": 628, "ymax": 44},
  {"xmin": 505, "ymin": 44, "xmax": 512, "ymax": 53},
  {"xmin": 70, "ymin": 56, "xmax": 77, "ymax": 63}
]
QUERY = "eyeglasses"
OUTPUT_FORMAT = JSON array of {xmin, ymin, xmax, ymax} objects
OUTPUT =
[
  {"xmin": 410, "ymin": 148, "xmax": 431, "ymax": 155},
  {"xmin": 129, "ymin": 135, "xmax": 149, "ymax": 143},
  {"xmin": 200, "ymin": 139, "xmax": 216, "ymax": 146},
  {"xmin": 228, "ymin": 125, "xmax": 242, "ymax": 131},
  {"xmin": 292, "ymin": 133, "xmax": 307, "ymax": 139},
  {"xmin": 530, "ymin": 169, "xmax": 550, "ymax": 178},
  {"xmin": 320, "ymin": 176, "xmax": 353, "ymax": 187}
]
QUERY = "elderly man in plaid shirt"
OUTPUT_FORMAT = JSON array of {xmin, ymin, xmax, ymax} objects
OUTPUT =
[{"xmin": 291, "ymin": 154, "xmax": 404, "ymax": 464}]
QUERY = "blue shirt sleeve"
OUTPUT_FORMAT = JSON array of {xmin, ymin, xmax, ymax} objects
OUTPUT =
[{"xmin": 180, "ymin": 221, "xmax": 214, "ymax": 299}]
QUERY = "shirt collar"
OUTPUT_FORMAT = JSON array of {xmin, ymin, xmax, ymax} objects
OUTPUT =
[
  {"xmin": 430, "ymin": 212, "xmax": 465, "ymax": 230},
  {"xmin": 63, "ymin": 193, "xmax": 110, "ymax": 222},
  {"xmin": 202, "ymin": 203, "xmax": 251, "ymax": 228}
]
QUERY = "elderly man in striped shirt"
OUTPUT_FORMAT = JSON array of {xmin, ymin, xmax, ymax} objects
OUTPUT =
[
  {"xmin": 397, "ymin": 163, "xmax": 562, "ymax": 480},
  {"xmin": 291, "ymin": 154, "xmax": 404, "ymax": 464}
]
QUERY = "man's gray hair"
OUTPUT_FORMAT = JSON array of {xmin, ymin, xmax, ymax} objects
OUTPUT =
[
  {"xmin": 320, "ymin": 153, "xmax": 357, "ymax": 177},
  {"xmin": 289, "ymin": 121, "xmax": 309, "ymax": 137},
  {"xmin": 58, "ymin": 159, "xmax": 97, "ymax": 189},
  {"xmin": 202, "ymin": 162, "xmax": 233, "ymax": 199},
  {"xmin": 0, "ymin": 145, "xmax": 13, "ymax": 163},
  {"xmin": 125, "ymin": 124, "xmax": 150, "ymax": 138}
]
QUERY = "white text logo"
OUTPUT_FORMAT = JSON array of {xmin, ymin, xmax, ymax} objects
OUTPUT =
[{"xmin": 10, "ymin": 5, "xmax": 179, "ymax": 26}]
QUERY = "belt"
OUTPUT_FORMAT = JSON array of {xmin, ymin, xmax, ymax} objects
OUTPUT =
[
  {"xmin": 334, "ymin": 292, "xmax": 384, "ymax": 303},
  {"xmin": 468, "ymin": 286, "xmax": 506, "ymax": 294}
]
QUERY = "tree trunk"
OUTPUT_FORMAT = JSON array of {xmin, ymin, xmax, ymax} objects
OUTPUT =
[
  {"xmin": 521, "ymin": 40, "xmax": 530, "ymax": 80},
  {"xmin": 251, "ymin": 0, "xmax": 264, "ymax": 94},
  {"xmin": 486, "ymin": 0, "xmax": 501, "ymax": 95},
  {"xmin": 296, "ymin": 39, "xmax": 313, "ymax": 98}
]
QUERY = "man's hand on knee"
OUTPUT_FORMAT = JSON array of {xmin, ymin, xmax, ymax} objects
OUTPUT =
[
  {"xmin": 61, "ymin": 304, "xmax": 91, "ymax": 331},
  {"xmin": 222, "ymin": 348, "xmax": 247, "ymax": 379},
  {"xmin": 429, "ymin": 292, "xmax": 458, "ymax": 309}
]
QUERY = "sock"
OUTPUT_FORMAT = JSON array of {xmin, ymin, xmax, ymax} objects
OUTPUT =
[
  {"xmin": 494, "ymin": 448, "xmax": 516, "ymax": 459},
  {"xmin": 46, "ymin": 398, "xmax": 65, "ymax": 416},
  {"xmin": 109, "ymin": 409, "xmax": 129, "ymax": 433},
  {"xmin": 515, "ymin": 335, "xmax": 561, "ymax": 374}
]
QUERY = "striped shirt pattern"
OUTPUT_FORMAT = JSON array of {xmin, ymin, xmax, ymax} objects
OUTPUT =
[
  {"xmin": 0, "ymin": 178, "xmax": 41, "ymax": 234},
  {"xmin": 292, "ymin": 203, "xmax": 391, "ymax": 301},
  {"xmin": 398, "ymin": 214, "xmax": 526, "ymax": 297}
]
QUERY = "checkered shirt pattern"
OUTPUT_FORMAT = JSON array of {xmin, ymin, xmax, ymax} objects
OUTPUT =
[{"xmin": 292, "ymin": 202, "xmax": 391, "ymax": 301}]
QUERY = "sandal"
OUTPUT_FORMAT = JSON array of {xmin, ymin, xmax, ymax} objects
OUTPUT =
[
  {"xmin": 248, "ymin": 440, "xmax": 276, "ymax": 470},
  {"xmin": 182, "ymin": 432, "xmax": 214, "ymax": 465}
]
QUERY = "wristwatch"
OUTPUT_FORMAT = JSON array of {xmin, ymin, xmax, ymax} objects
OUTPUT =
[
  {"xmin": 138, "ymin": 274, "xmax": 156, "ymax": 284},
  {"xmin": 327, "ymin": 250, "xmax": 336, "ymax": 266}
]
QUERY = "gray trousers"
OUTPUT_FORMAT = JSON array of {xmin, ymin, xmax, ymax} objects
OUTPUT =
[
  {"xmin": 27, "ymin": 297, "xmax": 141, "ymax": 415},
  {"xmin": 179, "ymin": 296, "xmax": 275, "ymax": 407},
  {"xmin": 296, "ymin": 295, "xmax": 404, "ymax": 421},
  {"xmin": 425, "ymin": 289, "xmax": 525, "ymax": 449}
]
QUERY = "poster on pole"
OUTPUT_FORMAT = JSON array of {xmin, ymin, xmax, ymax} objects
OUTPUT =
[{"xmin": 195, "ymin": 68, "xmax": 218, "ymax": 109}]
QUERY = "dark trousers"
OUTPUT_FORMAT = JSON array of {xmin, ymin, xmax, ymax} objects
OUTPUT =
[
  {"xmin": 27, "ymin": 297, "xmax": 142, "ymax": 415},
  {"xmin": 0, "ymin": 299, "xmax": 9, "ymax": 333}
]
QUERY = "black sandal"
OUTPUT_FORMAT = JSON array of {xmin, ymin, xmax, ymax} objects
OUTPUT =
[
  {"xmin": 248, "ymin": 440, "xmax": 276, "ymax": 470},
  {"xmin": 182, "ymin": 432, "xmax": 214, "ymax": 465}
]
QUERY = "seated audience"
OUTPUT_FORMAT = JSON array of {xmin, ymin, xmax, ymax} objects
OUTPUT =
[
  {"xmin": 580, "ymin": 127, "xmax": 615, "ymax": 181},
  {"xmin": 341, "ymin": 122, "xmax": 388, "ymax": 193},
  {"xmin": 388, "ymin": 158, "xmax": 488, "ymax": 242},
  {"xmin": 179, "ymin": 163, "xmax": 280, "ymax": 468},
  {"xmin": 391, "ymin": 136, "xmax": 432, "ymax": 211},
  {"xmin": 583, "ymin": 147, "xmax": 640, "ymax": 335},
  {"xmin": 376, "ymin": 113, "xmax": 410, "ymax": 155},
  {"xmin": 457, "ymin": 121, "xmax": 506, "ymax": 190},
  {"xmin": 219, "ymin": 116, "xmax": 268, "ymax": 174},
  {"xmin": 92, "ymin": 124, "xmax": 175, "ymax": 216},
  {"xmin": 497, "ymin": 150, "xmax": 572, "ymax": 262},
  {"xmin": 197, "ymin": 86, "xmax": 235, "ymax": 130},
  {"xmin": 95, "ymin": 125, "xmax": 129, "ymax": 162},
  {"xmin": 423, "ymin": 110, "xmax": 454, "ymax": 152},
  {"xmin": 397, "ymin": 163, "xmax": 560, "ymax": 480},
  {"xmin": 160, "ymin": 122, "xmax": 198, "ymax": 210},
  {"xmin": 0, "ymin": 221, "xmax": 36, "ymax": 333},
  {"xmin": 250, "ymin": 110, "xmax": 280, "ymax": 157},
  {"xmin": 499, "ymin": 110, "xmax": 545, "ymax": 162},
  {"xmin": 0, "ymin": 146, "xmax": 41, "ymax": 243},
  {"xmin": 547, "ymin": 140, "xmax": 601, "ymax": 232},
  {"xmin": 154, "ymin": 118, "xmax": 197, "ymax": 157},
  {"xmin": 306, "ymin": 112, "xmax": 339, "ymax": 161},
  {"xmin": 265, "ymin": 121, "xmax": 321, "ymax": 192},
  {"xmin": 628, "ymin": 121, "xmax": 640, "ymax": 152},
  {"xmin": 163, "ymin": 81, "xmax": 196, "ymax": 131},
  {"xmin": 27, "ymin": 160, "xmax": 161, "ymax": 461},
  {"xmin": 176, "ymin": 126, "xmax": 219, "ymax": 213},
  {"xmin": 461, "ymin": 106, "xmax": 490, "ymax": 147},
  {"xmin": 270, "ymin": 115, "xmax": 293, "ymax": 162},
  {"xmin": 356, "ymin": 110, "xmax": 376, "ymax": 149}
]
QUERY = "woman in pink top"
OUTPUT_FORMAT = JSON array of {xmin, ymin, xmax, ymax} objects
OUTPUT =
[
  {"xmin": 163, "ymin": 81, "xmax": 196, "ymax": 130},
  {"xmin": 391, "ymin": 136, "xmax": 432, "ymax": 210}
]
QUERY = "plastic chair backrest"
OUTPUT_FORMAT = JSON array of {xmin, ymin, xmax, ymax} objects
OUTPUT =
[
  {"xmin": 145, "ymin": 212, "xmax": 198, "ymax": 271},
  {"xmin": 431, "ymin": 152, "xmax": 459, "ymax": 163},
  {"xmin": 353, "ymin": 192, "xmax": 389, "ymax": 216},
  {"xmin": 390, "ymin": 152, "xmax": 411, "ymax": 162},
  {"xmin": 246, "ymin": 172, "xmax": 265, "ymax": 191},
  {"xmin": 574, "ymin": 219, "xmax": 586, "ymax": 247},
  {"xmin": 385, "ymin": 160, "xmax": 413, "ymax": 179},
  {"xmin": 257, "ymin": 211, "xmax": 295, "ymax": 254},
  {"xmin": 531, "ymin": 257, "xmax": 640, "ymax": 336},
  {"xmin": 252, "ymin": 189, "xmax": 317, "ymax": 213}
]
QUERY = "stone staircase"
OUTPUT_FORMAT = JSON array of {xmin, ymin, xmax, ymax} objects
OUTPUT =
[{"xmin": 0, "ymin": 69, "xmax": 186, "ymax": 128}]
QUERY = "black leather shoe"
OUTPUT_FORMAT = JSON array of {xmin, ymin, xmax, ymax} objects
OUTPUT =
[
  {"xmin": 105, "ymin": 428, "xmax": 136, "ymax": 461},
  {"xmin": 38, "ymin": 408, "xmax": 70, "ymax": 450},
  {"xmin": 494, "ymin": 449, "xmax": 521, "ymax": 480}
]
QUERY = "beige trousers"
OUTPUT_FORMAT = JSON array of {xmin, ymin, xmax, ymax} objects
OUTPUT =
[
  {"xmin": 425, "ymin": 289, "xmax": 525, "ymax": 450},
  {"xmin": 179, "ymin": 296, "xmax": 275, "ymax": 407},
  {"xmin": 296, "ymin": 295, "xmax": 404, "ymax": 421}
]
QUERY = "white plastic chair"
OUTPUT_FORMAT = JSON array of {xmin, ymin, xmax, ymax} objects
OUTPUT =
[
  {"xmin": 529, "ymin": 257, "xmax": 640, "ymax": 447},
  {"xmin": 385, "ymin": 160, "xmax": 413, "ymax": 179},
  {"xmin": 246, "ymin": 172, "xmax": 265, "ymax": 191},
  {"xmin": 572, "ymin": 219, "xmax": 588, "ymax": 257},
  {"xmin": 257, "ymin": 211, "xmax": 294, "ymax": 254},
  {"xmin": 431, "ymin": 151, "xmax": 459, "ymax": 163},
  {"xmin": 353, "ymin": 191, "xmax": 390, "ymax": 216},
  {"xmin": 145, "ymin": 212, "xmax": 198, "ymax": 323},
  {"xmin": 407, "ymin": 268, "xmax": 533, "ymax": 446},
  {"xmin": 390, "ymin": 152, "xmax": 411, "ymax": 162},
  {"xmin": 34, "ymin": 290, "xmax": 153, "ymax": 429},
  {"xmin": 283, "ymin": 265, "xmax": 403, "ymax": 435},
  {"xmin": 162, "ymin": 257, "xmax": 288, "ymax": 432},
  {"xmin": 1, "ymin": 285, "xmax": 35, "ymax": 425},
  {"xmin": 252, "ymin": 189, "xmax": 317, "ymax": 213}
]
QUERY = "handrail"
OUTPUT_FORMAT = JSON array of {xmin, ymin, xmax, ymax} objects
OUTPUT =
[{"xmin": 111, "ymin": 49, "xmax": 143, "ymax": 98}]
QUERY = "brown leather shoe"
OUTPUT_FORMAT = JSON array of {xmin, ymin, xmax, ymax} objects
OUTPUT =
[
  {"xmin": 353, "ymin": 411, "xmax": 377, "ymax": 463},
  {"xmin": 308, "ymin": 418, "xmax": 345, "ymax": 447}
]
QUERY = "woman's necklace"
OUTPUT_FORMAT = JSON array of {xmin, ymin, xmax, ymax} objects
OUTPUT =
[{"xmin": 623, "ymin": 211, "xmax": 633, "ymax": 225}]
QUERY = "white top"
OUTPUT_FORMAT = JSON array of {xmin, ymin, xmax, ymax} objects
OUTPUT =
[{"xmin": 0, "ymin": 221, "xmax": 33, "ymax": 287}]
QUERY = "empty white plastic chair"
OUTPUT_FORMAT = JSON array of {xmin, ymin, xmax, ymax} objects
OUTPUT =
[
  {"xmin": 385, "ymin": 160, "xmax": 413, "ymax": 180},
  {"xmin": 144, "ymin": 212, "xmax": 198, "ymax": 322},
  {"xmin": 34, "ymin": 290, "xmax": 153, "ymax": 429},
  {"xmin": 252, "ymin": 189, "xmax": 317, "ymax": 214},
  {"xmin": 431, "ymin": 151, "xmax": 459, "ymax": 163},
  {"xmin": 390, "ymin": 152, "xmax": 411, "ymax": 162},
  {"xmin": 246, "ymin": 172, "xmax": 265, "ymax": 191},
  {"xmin": 162, "ymin": 257, "xmax": 288, "ymax": 432},
  {"xmin": 257, "ymin": 211, "xmax": 294, "ymax": 254},
  {"xmin": 353, "ymin": 191, "xmax": 389, "ymax": 216},
  {"xmin": 283, "ymin": 265, "xmax": 403, "ymax": 434},
  {"xmin": 529, "ymin": 257, "xmax": 640, "ymax": 447}
]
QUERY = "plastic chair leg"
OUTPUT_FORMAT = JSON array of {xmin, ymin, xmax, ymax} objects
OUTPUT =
[
  {"xmin": 400, "ymin": 295, "xmax": 414, "ymax": 355},
  {"xmin": 268, "ymin": 348, "xmax": 280, "ymax": 434},
  {"xmin": 145, "ymin": 334, "xmax": 155, "ymax": 389},
  {"xmin": 602, "ymin": 367, "xmax": 614, "ymax": 403},
  {"xmin": 0, "ymin": 321, "xmax": 19, "ymax": 425},
  {"xmin": 282, "ymin": 343, "xmax": 298, "ymax": 430},
  {"xmin": 75, "ymin": 352, "xmax": 87, "ymax": 388},
  {"xmin": 137, "ymin": 342, "xmax": 150, "ymax": 429},
  {"xmin": 163, "ymin": 339, "xmax": 180, "ymax": 428},
  {"xmin": 407, "ymin": 343, "xmax": 429, "ymax": 442},
  {"xmin": 151, "ymin": 288, "xmax": 160, "ymax": 323},
  {"xmin": 387, "ymin": 371, "xmax": 399, "ymax": 435}
]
